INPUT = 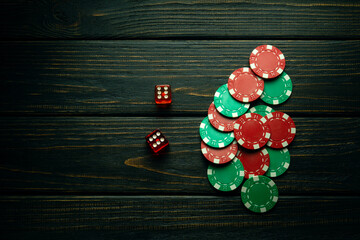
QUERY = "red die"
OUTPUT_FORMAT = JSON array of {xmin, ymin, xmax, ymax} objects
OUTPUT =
[
  {"xmin": 155, "ymin": 85, "xmax": 172, "ymax": 104},
  {"xmin": 145, "ymin": 129, "xmax": 169, "ymax": 153}
]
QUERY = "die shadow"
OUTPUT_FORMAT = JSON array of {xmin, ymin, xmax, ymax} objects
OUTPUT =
[{"xmin": 155, "ymin": 104, "xmax": 173, "ymax": 116}]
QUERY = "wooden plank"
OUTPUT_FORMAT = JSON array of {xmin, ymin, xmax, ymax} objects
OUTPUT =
[
  {"xmin": 1, "ymin": 0, "xmax": 360, "ymax": 39},
  {"xmin": 0, "ymin": 117, "xmax": 359, "ymax": 195},
  {"xmin": 0, "ymin": 196, "xmax": 359, "ymax": 239},
  {"xmin": 1, "ymin": 40, "xmax": 359, "ymax": 116}
]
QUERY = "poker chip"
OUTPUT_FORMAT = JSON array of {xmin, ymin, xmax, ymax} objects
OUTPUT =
[
  {"xmin": 265, "ymin": 112, "xmax": 296, "ymax": 148},
  {"xmin": 199, "ymin": 116, "xmax": 235, "ymax": 148},
  {"xmin": 249, "ymin": 45, "xmax": 285, "ymax": 79},
  {"xmin": 241, "ymin": 175, "xmax": 279, "ymax": 213},
  {"xmin": 233, "ymin": 113, "xmax": 271, "ymax": 150},
  {"xmin": 214, "ymin": 84, "xmax": 250, "ymax": 118},
  {"xmin": 249, "ymin": 105, "xmax": 275, "ymax": 117},
  {"xmin": 228, "ymin": 67, "xmax": 264, "ymax": 102},
  {"xmin": 261, "ymin": 72, "xmax": 292, "ymax": 105},
  {"xmin": 265, "ymin": 147, "xmax": 290, "ymax": 177},
  {"xmin": 208, "ymin": 102, "xmax": 237, "ymax": 132},
  {"xmin": 201, "ymin": 140, "xmax": 238, "ymax": 164},
  {"xmin": 197, "ymin": 45, "xmax": 294, "ymax": 212},
  {"xmin": 236, "ymin": 148, "xmax": 270, "ymax": 179},
  {"xmin": 207, "ymin": 158, "xmax": 245, "ymax": 192}
]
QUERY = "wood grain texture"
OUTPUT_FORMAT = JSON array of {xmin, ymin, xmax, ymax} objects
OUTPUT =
[
  {"xmin": 0, "ymin": 196, "xmax": 359, "ymax": 239},
  {"xmin": 1, "ymin": 40, "xmax": 360, "ymax": 116},
  {"xmin": 1, "ymin": 0, "xmax": 359, "ymax": 239},
  {"xmin": 1, "ymin": 0, "xmax": 360, "ymax": 39},
  {"xmin": 1, "ymin": 117, "xmax": 359, "ymax": 195}
]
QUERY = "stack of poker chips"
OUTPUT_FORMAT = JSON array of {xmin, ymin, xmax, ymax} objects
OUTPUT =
[{"xmin": 199, "ymin": 45, "xmax": 296, "ymax": 213}]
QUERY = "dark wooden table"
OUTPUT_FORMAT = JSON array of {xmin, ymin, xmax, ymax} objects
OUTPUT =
[{"xmin": 1, "ymin": 1, "xmax": 360, "ymax": 239}]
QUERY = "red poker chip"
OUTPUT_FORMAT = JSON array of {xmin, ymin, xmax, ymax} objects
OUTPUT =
[
  {"xmin": 233, "ymin": 113, "xmax": 271, "ymax": 150},
  {"xmin": 201, "ymin": 140, "xmax": 238, "ymax": 164},
  {"xmin": 208, "ymin": 102, "xmax": 237, "ymax": 132},
  {"xmin": 228, "ymin": 67, "xmax": 264, "ymax": 103},
  {"xmin": 249, "ymin": 45, "xmax": 286, "ymax": 79},
  {"xmin": 265, "ymin": 111, "xmax": 296, "ymax": 148},
  {"xmin": 236, "ymin": 148, "xmax": 270, "ymax": 179}
]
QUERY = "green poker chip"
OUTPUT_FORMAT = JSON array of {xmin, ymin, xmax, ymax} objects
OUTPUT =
[
  {"xmin": 214, "ymin": 84, "xmax": 250, "ymax": 118},
  {"xmin": 207, "ymin": 158, "xmax": 245, "ymax": 192},
  {"xmin": 249, "ymin": 105, "xmax": 275, "ymax": 117},
  {"xmin": 241, "ymin": 175, "xmax": 279, "ymax": 213},
  {"xmin": 261, "ymin": 71, "xmax": 292, "ymax": 105},
  {"xmin": 199, "ymin": 117, "xmax": 234, "ymax": 148},
  {"xmin": 265, "ymin": 147, "xmax": 290, "ymax": 177}
]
